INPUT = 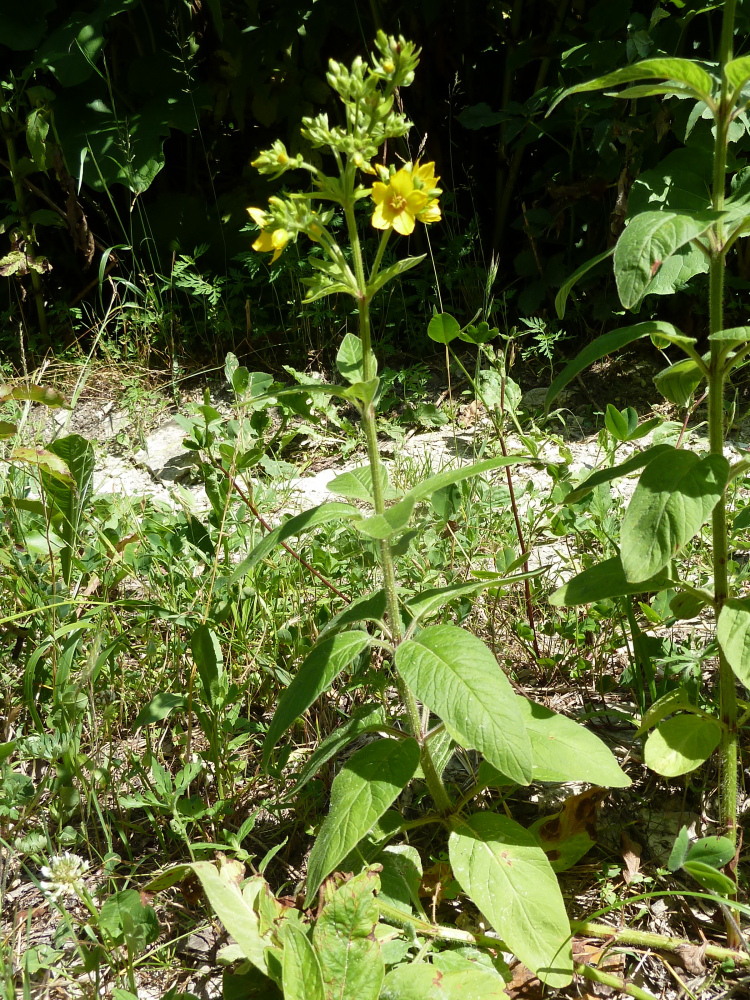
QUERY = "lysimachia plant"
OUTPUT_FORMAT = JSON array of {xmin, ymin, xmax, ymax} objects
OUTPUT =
[
  {"xmin": 153, "ymin": 33, "xmax": 635, "ymax": 993},
  {"xmin": 546, "ymin": 0, "xmax": 750, "ymax": 928}
]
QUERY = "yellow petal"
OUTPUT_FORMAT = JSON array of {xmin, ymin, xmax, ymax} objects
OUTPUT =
[
  {"xmin": 419, "ymin": 201, "xmax": 442, "ymax": 224},
  {"xmin": 371, "ymin": 204, "xmax": 392, "ymax": 230},
  {"xmin": 247, "ymin": 206, "xmax": 268, "ymax": 227},
  {"xmin": 252, "ymin": 232, "xmax": 274, "ymax": 254},
  {"xmin": 392, "ymin": 210, "xmax": 416, "ymax": 236},
  {"xmin": 371, "ymin": 181, "xmax": 389, "ymax": 205}
]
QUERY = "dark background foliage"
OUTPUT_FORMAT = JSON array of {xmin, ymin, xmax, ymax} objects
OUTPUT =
[{"xmin": 1, "ymin": 0, "xmax": 746, "ymax": 367}]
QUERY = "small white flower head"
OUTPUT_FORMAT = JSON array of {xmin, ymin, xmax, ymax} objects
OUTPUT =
[{"xmin": 40, "ymin": 852, "xmax": 90, "ymax": 901}]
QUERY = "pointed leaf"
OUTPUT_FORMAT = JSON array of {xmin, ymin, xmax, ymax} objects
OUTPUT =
[
  {"xmin": 685, "ymin": 836, "xmax": 736, "ymax": 870},
  {"xmin": 280, "ymin": 921, "xmax": 325, "ymax": 1000},
  {"xmin": 518, "ymin": 696, "xmax": 630, "ymax": 786},
  {"xmin": 555, "ymin": 247, "xmax": 613, "ymax": 319},
  {"xmin": 549, "ymin": 555, "xmax": 673, "ymax": 606},
  {"xmin": 381, "ymin": 962, "xmax": 509, "ymax": 1000},
  {"xmin": 545, "ymin": 322, "xmax": 677, "ymax": 411},
  {"xmin": 552, "ymin": 58, "xmax": 714, "ymax": 110},
  {"xmin": 644, "ymin": 715, "xmax": 721, "ymax": 777},
  {"xmin": 305, "ymin": 738, "xmax": 420, "ymax": 905},
  {"xmin": 10, "ymin": 446, "xmax": 73, "ymax": 484},
  {"xmin": 263, "ymin": 631, "xmax": 371, "ymax": 765},
  {"xmin": 614, "ymin": 210, "xmax": 721, "ymax": 310},
  {"xmin": 449, "ymin": 812, "xmax": 573, "ymax": 987},
  {"xmin": 405, "ymin": 571, "xmax": 544, "ymax": 627},
  {"xmin": 653, "ymin": 358, "xmax": 705, "ymax": 407},
  {"xmin": 395, "ymin": 625, "xmax": 533, "ymax": 785},
  {"xmin": 725, "ymin": 55, "xmax": 750, "ymax": 96},
  {"xmin": 683, "ymin": 860, "xmax": 736, "ymax": 895},
  {"xmin": 327, "ymin": 465, "xmax": 392, "ymax": 503},
  {"xmin": 620, "ymin": 449, "xmax": 728, "ymax": 581},
  {"xmin": 190, "ymin": 624, "xmax": 224, "ymax": 706},
  {"xmin": 229, "ymin": 502, "xmax": 362, "ymax": 583},
  {"xmin": 565, "ymin": 444, "xmax": 670, "ymax": 504},
  {"xmin": 404, "ymin": 455, "xmax": 530, "ymax": 504},
  {"xmin": 368, "ymin": 253, "xmax": 425, "ymax": 295},
  {"xmin": 337, "ymin": 333, "xmax": 375, "ymax": 384},
  {"xmin": 717, "ymin": 598, "xmax": 750, "ymax": 687},
  {"xmin": 354, "ymin": 498, "xmax": 415, "ymax": 539}
]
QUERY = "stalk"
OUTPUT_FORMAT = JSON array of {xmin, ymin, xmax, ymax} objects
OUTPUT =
[
  {"xmin": 344, "ymin": 196, "xmax": 453, "ymax": 813},
  {"xmin": 709, "ymin": 0, "xmax": 738, "ymax": 852}
]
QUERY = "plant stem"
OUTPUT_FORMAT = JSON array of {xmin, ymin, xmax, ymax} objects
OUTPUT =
[
  {"xmin": 709, "ymin": 0, "xmax": 738, "ymax": 853},
  {"xmin": 344, "ymin": 195, "xmax": 453, "ymax": 813},
  {"xmin": 574, "ymin": 963, "xmax": 658, "ymax": 1000},
  {"xmin": 571, "ymin": 919, "xmax": 750, "ymax": 966}
]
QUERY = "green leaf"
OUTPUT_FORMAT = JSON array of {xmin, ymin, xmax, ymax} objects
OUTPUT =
[
  {"xmin": 26, "ymin": 109, "xmax": 49, "ymax": 170},
  {"xmin": 0, "ymin": 421, "xmax": 16, "ymax": 438},
  {"xmin": 545, "ymin": 322, "xmax": 677, "ymax": 411},
  {"xmin": 620, "ymin": 449, "xmax": 728, "ymax": 581},
  {"xmin": 305, "ymin": 738, "xmax": 420, "ymax": 905},
  {"xmin": 565, "ymin": 445, "xmax": 670, "ymax": 504},
  {"xmin": 555, "ymin": 247, "xmax": 614, "ymax": 319},
  {"xmin": 427, "ymin": 313, "xmax": 461, "ymax": 344},
  {"xmin": 313, "ymin": 869, "xmax": 384, "ymax": 1000},
  {"xmin": 708, "ymin": 325, "xmax": 750, "ymax": 346},
  {"xmin": 319, "ymin": 591, "xmax": 388, "ymax": 636},
  {"xmin": 667, "ymin": 825, "xmax": 691, "ymax": 871},
  {"xmin": 368, "ymin": 254, "xmax": 426, "ymax": 296},
  {"xmin": 354, "ymin": 498, "xmax": 415, "ymax": 539},
  {"xmin": 634, "ymin": 686, "xmax": 696, "ymax": 738},
  {"xmin": 669, "ymin": 590, "xmax": 708, "ymax": 620},
  {"xmin": 131, "ymin": 692, "xmax": 187, "ymax": 730},
  {"xmin": 263, "ymin": 631, "xmax": 371, "ymax": 766},
  {"xmin": 404, "ymin": 456, "xmax": 530, "ymax": 505},
  {"xmin": 190, "ymin": 624, "xmax": 224, "ymax": 707},
  {"xmin": 717, "ymin": 598, "xmax": 750, "ymax": 687},
  {"xmin": 604, "ymin": 404, "xmax": 638, "ymax": 441},
  {"xmin": 229, "ymin": 502, "xmax": 362, "ymax": 583},
  {"xmin": 328, "ymin": 465, "xmax": 393, "ymax": 502},
  {"xmin": 280, "ymin": 921, "xmax": 325, "ymax": 1000},
  {"xmin": 653, "ymin": 358, "xmax": 705, "ymax": 407},
  {"xmin": 683, "ymin": 860, "xmax": 736, "ymax": 896},
  {"xmin": 98, "ymin": 889, "xmax": 159, "ymax": 950},
  {"xmin": 9, "ymin": 447, "xmax": 73, "ymax": 484},
  {"xmin": 552, "ymin": 58, "xmax": 714, "ymax": 110},
  {"xmin": 725, "ymin": 55, "xmax": 750, "ymax": 97},
  {"xmin": 377, "ymin": 845, "xmax": 424, "ymax": 917},
  {"xmin": 337, "ymin": 333, "xmax": 375, "ymax": 384},
  {"xmin": 518, "ymin": 697, "xmax": 630, "ymax": 786},
  {"xmin": 395, "ymin": 625, "xmax": 533, "ymax": 785},
  {"xmin": 381, "ymin": 962, "xmax": 509, "ymax": 1000},
  {"xmin": 643, "ymin": 715, "xmax": 721, "ymax": 777},
  {"xmin": 405, "ymin": 572, "xmax": 544, "ymax": 627},
  {"xmin": 549, "ymin": 555, "xmax": 673, "ymax": 606},
  {"xmin": 282, "ymin": 704, "xmax": 386, "ymax": 802},
  {"xmin": 614, "ymin": 211, "xmax": 721, "ymax": 310},
  {"xmin": 448, "ymin": 812, "xmax": 573, "ymax": 987},
  {"xmin": 685, "ymin": 836, "xmax": 736, "ymax": 870}
]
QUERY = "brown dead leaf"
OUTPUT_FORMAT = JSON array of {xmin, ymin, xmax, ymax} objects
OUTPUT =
[
  {"xmin": 621, "ymin": 830, "xmax": 642, "ymax": 885},
  {"xmin": 673, "ymin": 942, "xmax": 707, "ymax": 975}
]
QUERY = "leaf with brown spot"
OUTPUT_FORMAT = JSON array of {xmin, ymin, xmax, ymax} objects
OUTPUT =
[{"xmin": 529, "ymin": 788, "xmax": 609, "ymax": 872}]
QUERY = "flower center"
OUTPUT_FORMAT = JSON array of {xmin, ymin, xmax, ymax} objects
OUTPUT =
[{"xmin": 390, "ymin": 192, "xmax": 408, "ymax": 212}]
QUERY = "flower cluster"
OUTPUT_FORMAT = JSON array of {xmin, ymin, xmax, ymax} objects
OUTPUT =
[{"xmin": 40, "ymin": 852, "xmax": 90, "ymax": 902}]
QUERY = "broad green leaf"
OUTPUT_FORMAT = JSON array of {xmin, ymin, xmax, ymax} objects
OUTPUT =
[
  {"xmin": 229, "ymin": 502, "xmax": 362, "ymax": 583},
  {"xmin": 628, "ymin": 148, "xmax": 713, "ymax": 217},
  {"xmin": 263, "ymin": 631, "xmax": 371, "ymax": 765},
  {"xmin": 708, "ymin": 326, "xmax": 750, "ymax": 345},
  {"xmin": 9, "ymin": 447, "xmax": 73, "ymax": 484},
  {"xmin": 280, "ymin": 921, "xmax": 325, "ymax": 1000},
  {"xmin": 555, "ymin": 247, "xmax": 614, "ymax": 319},
  {"xmin": 551, "ymin": 58, "xmax": 714, "ymax": 111},
  {"xmin": 549, "ymin": 555, "xmax": 673, "ymax": 606},
  {"xmin": 131, "ymin": 692, "xmax": 187, "ymax": 730},
  {"xmin": 725, "ymin": 55, "xmax": 750, "ymax": 96},
  {"xmin": 620, "ymin": 449, "xmax": 728, "ymax": 581},
  {"xmin": 305, "ymin": 738, "xmax": 420, "ymax": 905},
  {"xmin": 614, "ymin": 211, "xmax": 721, "ymax": 310},
  {"xmin": 327, "ymin": 465, "xmax": 393, "ymax": 503},
  {"xmin": 395, "ymin": 625, "xmax": 533, "ymax": 785},
  {"xmin": 685, "ymin": 836, "xmax": 736, "ymax": 870},
  {"xmin": 354, "ymin": 498, "xmax": 415, "ymax": 539},
  {"xmin": 518, "ymin": 696, "xmax": 630, "ymax": 786},
  {"xmin": 717, "ymin": 598, "xmax": 750, "ymax": 687},
  {"xmin": 643, "ymin": 715, "xmax": 721, "ymax": 777},
  {"xmin": 341, "ymin": 378, "xmax": 380, "ymax": 405},
  {"xmin": 313, "ymin": 869, "xmax": 384, "ymax": 1000},
  {"xmin": 653, "ymin": 358, "xmax": 705, "ymax": 407},
  {"xmin": 644, "ymin": 244, "xmax": 709, "ymax": 297},
  {"xmin": 604, "ymin": 404, "xmax": 638, "ymax": 441},
  {"xmin": 667, "ymin": 825, "xmax": 691, "ymax": 871},
  {"xmin": 377, "ymin": 845, "xmax": 424, "ymax": 917},
  {"xmin": 98, "ymin": 889, "xmax": 159, "ymax": 949},
  {"xmin": 282, "ymin": 704, "xmax": 386, "ymax": 802},
  {"xmin": 381, "ymin": 962, "xmax": 509, "ymax": 1000},
  {"xmin": 0, "ymin": 421, "xmax": 16, "ymax": 438},
  {"xmin": 565, "ymin": 444, "xmax": 670, "ymax": 504},
  {"xmin": 669, "ymin": 590, "xmax": 708, "ymax": 619},
  {"xmin": 449, "ymin": 812, "xmax": 573, "ymax": 987},
  {"xmin": 0, "ymin": 383, "xmax": 70, "ymax": 407},
  {"xmin": 545, "ymin": 322, "xmax": 677, "ymax": 411},
  {"xmin": 683, "ymin": 860, "xmax": 736, "ymax": 895},
  {"xmin": 404, "ymin": 455, "xmax": 530, "ymax": 504},
  {"xmin": 458, "ymin": 320, "xmax": 499, "ymax": 345},
  {"xmin": 427, "ymin": 313, "xmax": 461, "ymax": 344},
  {"xmin": 337, "ymin": 333, "xmax": 374, "ymax": 384},
  {"xmin": 191, "ymin": 624, "xmax": 224, "ymax": 706}
]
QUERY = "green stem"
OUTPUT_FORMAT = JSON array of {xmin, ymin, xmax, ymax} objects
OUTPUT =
[
  {"xmin": 571, "ymin": 919, "xmax": 750, "ymax": 966},
  {"xmin": 709, "ymin": 0, "xmax": 738, "ymax": 851},
  {"xmin": 344, "ymin": 192, "xmax": 453, "ymax": 814},
  {"xmin": 574, "ymin": 963, "xmax": 657, "ymax": 1000}
]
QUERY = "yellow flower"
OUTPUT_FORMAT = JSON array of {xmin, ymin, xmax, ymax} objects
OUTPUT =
[
  {"xmin": 371, "ymin": 161, "xmax": 441, "ymax": 235},
  {"xmin": 247, "ymin": 206, "xmax": 290, "ymax": 262}
]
